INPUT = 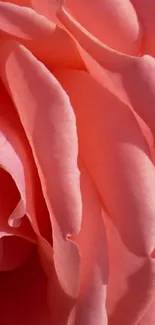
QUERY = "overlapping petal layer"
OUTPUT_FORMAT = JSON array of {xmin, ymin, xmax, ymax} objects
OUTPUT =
[{"xmin": 0, "ymin": 1, "xmax": 155, "ymax": 324}]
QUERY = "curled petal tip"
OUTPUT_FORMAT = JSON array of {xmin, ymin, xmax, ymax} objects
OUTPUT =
[
  {"xmin": 8, "ymin": 218, "xmax": 22, "ymax": 228},
  {"xmin": 8, "ymin": 199, "xmax": 25, "ymax": 228}
]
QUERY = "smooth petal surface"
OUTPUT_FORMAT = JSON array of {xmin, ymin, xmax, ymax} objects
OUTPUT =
[
  {"xmin": 0, "ymin": 1, "xmax": 155, "ymax": 324},
  {"xmin": 131, "ymin": 0, "xmax": 155, "ymax": 56},
  {"xmin": 0, "ymin": 2, "xmax": 84, "ymax": 69},
  {"xmin": 139, "ymin": 296, "xmax": 155, "ymax": 325},
  {"xmin": 0, "ymin": 132, "xmax": 26, "ymax": 226},
  {"xmin": 105, "ymin": 216, "xmax": 155, "ymax": 325},
  {"xmin": 0, "ymin": 79, "xmax": 54, "ymax": 276},
  {"xmin": 0, "ymin": 80, "xmax": 51, "ymax": 241},
  {"xmin": 67, "ymin": 163, "xmax": 108, "ymax": 325},
  {"xmin": 65, "ymin": 0, "xmax": 142, "ymax": 55},
  {"xmin": 57, "ymin": 6, "xmax": 155, "ymax": 140},
  {"xmin": 0, "ymin": 40, "xmax": 82, "ymax": 299},
  {"xmin": 54, "ymin": 69, "xmax": 155, "ymax": 257},
  {"xmin": 0, "ymin": 0, "xmax": 63, "ymax": 22}
]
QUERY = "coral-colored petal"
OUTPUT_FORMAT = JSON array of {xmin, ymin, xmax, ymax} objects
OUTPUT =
[
  {"xmin": 0, "ymin": 0, "xmax": 30, "ymax": 5},
  {"xmin": 139, "ymin": 295, "xmax": 155, "ymax": 325},
  {"xmin": 64, "ymin": 0, "xmax": 142, "ymax": 55},
  {"xmin": 0, "ymin": 2, "xmax": 83, "ymax": 69},
  {"xmin": 0, "ymin": 165, "xmax": 34, "ymax": 241},
  {"xmin": 0, "ymin": 135, "xmax": 26, "ymax": 227},
  {"xmin": 0, "ymin": 81, "xmax": 55, "ymax": 293},
  {"xmin": 0, "ymin": 80, "xmax": 54, "ymax": 278},
  {"xmin": 30, "ymin": 0, "xmax": 63, "ymax": 23},
  {"xmin": 0, "ymin": 80, "xmax": 50, "ymax": 240},
  {"xmin": 0, "ymin": 41, "xmax": 82, "ymax": 299},
  {"xmin": 57, "ymin": 6, "xmax": 155, "ymax": 140},
  {"xmin": 1, "ymin": 0, "xmax": 64, "ymax": 26},
  {"xmin": 54, "ymin": 69, "xmax": 155, "ymax": 258},
  {"xmin": 131, "ymin": 0, "xmax": 155, "ymax": 56},
  {"xmin": 68, "ymin": 162, "xmax": 108, "ymax": 325},
  {"xmin": 105, "ymin": 216, "xmax": 155, "ymax": 325},
  {"xmin": 0, "ymin": 165, "xmax": 34, "ymax": 271}
]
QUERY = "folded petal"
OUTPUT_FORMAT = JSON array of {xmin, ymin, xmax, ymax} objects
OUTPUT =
[
  {"xmin": 64, "ymin": 0, "xmax": 142, "ymax": 55},
  {"xmin": 0, "ymin": 164, "xmax": 34, "ymax": 271},
  {"xmin": 0, "ymin": 80, "xmax": 51, "ymax": 240},
  {"xmin": 0, "ymin": 164, "xmax": 33, "ymax": 240},
  {"xmin": 0, "ymin": 41, "xmax": 82, "ymax": 301},
  {"xmin": 105, "ymin": 216, "xmax": 155, "ymax": 325},
  {"xmin": 57, "ymin": 6, "xmax": 155, "ymax": 140},
  {"xmin": 131, "ymin": 0, "xmax": 155, "ymax": 56},
  {"xmin": 0, "ymin": 2, "xmax": 84, "ymax": 69},
  {"xmin": 30, "ymin": 0, "xmax": 63, "ymax": 23},
  {"xmin": 67, "ymin": 162, "xmax": 108, "ymax": 325},
  {"xmin": 0, "ymin": 131, "xmax": 26, "ymax": 225},
  {"xmin": 54, "ymin": 69, "xmax": 155, "ymax": 257}
]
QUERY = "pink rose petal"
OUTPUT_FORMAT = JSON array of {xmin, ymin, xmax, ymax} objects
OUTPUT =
[
  {"xmin": 105, "ymin": 216, "xmax": 155, "ymax": 325},
  {"xmin": 58, "ymin": 7, "xmax": 155, "ymax": 139},
  {"xmin": 65, "ymin": 0, "xmax": 142, "ymax": 55},
  {"xmin": 0, "ymin": 40, "xmax": 82, "ymax": 299},
  {"xmin": 54, "ymin": 69, "xmax": 155, "ymax": 257},
  {"xmin": 131, "ymin": 0, "xmax": 155, "ymax": 56},
  {"xmin": 67, "ymin": 162, "xmax": 108, "ymax": 325},
  {"xmin": 0, "ymin": 2, "xmax": 84, "ymax": 69}
]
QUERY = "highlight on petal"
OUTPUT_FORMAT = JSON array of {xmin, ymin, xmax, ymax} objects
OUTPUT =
[
  {"xmin": 0, "ymin": 164, "xmax": 35, "ymax": 243},
  {"xmin": 0, "ymin": 78, "xmax": 54, "ymax": 274},
  {"xmin": 56, "ymin": 2, "xmax": 135, "ymax": 100},
  {"xmin": 0, "ymin": 40, "xmax": 82, "ymax": 299},
  {"xmin": 2, "ymin": 0, "xmax": 64, "ymax": 26},
  {"xmin": 0, "ymin": 129, "xmax": 36, "ymax": 271},
  {"xmin": 64, "ymin": 0, "xmax": 142, "ymax": 55},
  {"xmin": 0, "ymin": 134, "xmax": 35, "ymax": 271},
  {"xmin": 57, "ymin": 6, "xmax": 155, "ymax": 145},
  {"xmin": 8, "ymin": 199, "xmax": 25, "ymax": 228},
  {"xmin": 0, "ymin": 131, "xmax": 26, "ymax": 229},
  {"xmin": 0, "ymin": 1, "xmax": 84, "ymax": 69},
  {"xmin": 54, "ymin": 68, "xmax": 155, "ymax": 258},
  {"xmin": 0, "ymin": 77, "xmax": 52, "ymax": 233}
]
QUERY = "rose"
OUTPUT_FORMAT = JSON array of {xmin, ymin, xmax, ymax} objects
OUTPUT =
[{"xmin": 0, "ymin": 0, "xmax": 155, "ymax": 324}]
